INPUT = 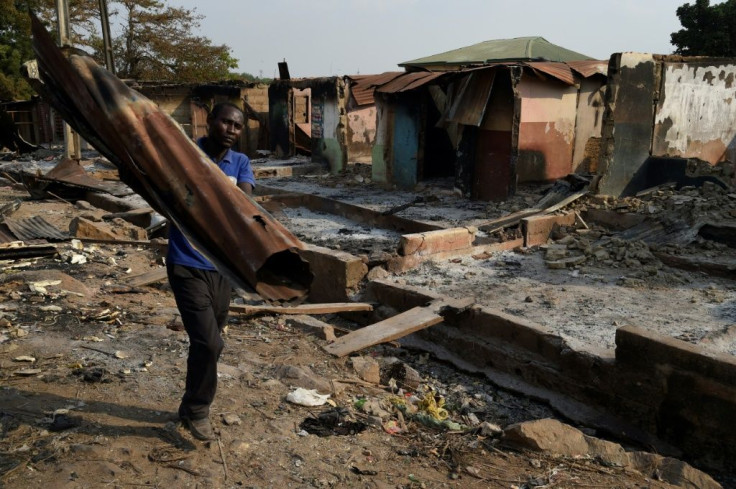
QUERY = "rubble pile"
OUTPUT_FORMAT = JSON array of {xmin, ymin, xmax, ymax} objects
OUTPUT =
[{"xmin": 578, "ymin": 181, "xmax": 736, "ymax": 221}]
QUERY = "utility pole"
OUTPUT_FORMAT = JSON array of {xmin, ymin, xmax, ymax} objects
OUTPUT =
[
  {"xmin": 98, "ymin": 0, "xmax": 115, "ymax": 73},
  {"xmin": 55, "ymin": 0, "xmax": 81, "ymax": 160}
]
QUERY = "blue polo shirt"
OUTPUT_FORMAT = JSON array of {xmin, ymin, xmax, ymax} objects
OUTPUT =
[{"xmin": 166, "ymin": 138, "xmax": 255, "ymax": 270}]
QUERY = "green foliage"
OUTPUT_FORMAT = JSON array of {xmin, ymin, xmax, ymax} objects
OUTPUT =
[
  {"xmin": 0, "ymin": 0, "xmax": 238, "ymax": 100},
  {"xmin": 671, "ymin": 0, "xmax": 736, "ymax": 56},
  {"xmin": 233, "ymin": 72, "xmax": 273, "ymax": 84},
  {"xmin": 111, "ymin": 0, "xmax": 236, "ymax": 82},
  {"xmin": 0, "ymin": 0, "xmax": 34, "ymax": 100}
]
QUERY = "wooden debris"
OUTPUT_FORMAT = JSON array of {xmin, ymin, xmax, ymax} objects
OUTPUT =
[
  {"xmin": 477, "ymin": 209, "xmax": 541, "ymax": 233},
  {"xmin": 477, "ymin": 186, "xmax": 589, "ymax": 234},
  {"xmin": 635, "ymin": 182, "xmax": 677, "ymax": 198},
  {"xmin": 542, "ymin": 189, "xmax": 589, "ymax": 214},
  {"xmin": 323, "ymin": 298, "xmax": 473, "ymax": 358},
  {"xmin": 0, "ymin": 244, "xmax": 57, "ymax": 260},
  {"xmin": 229, "ymin": 302, "xmax": 373, "ymax": 316},
  {"xmin": 125, "ymin": 267, "xmax": 167, "ymax": 287}
]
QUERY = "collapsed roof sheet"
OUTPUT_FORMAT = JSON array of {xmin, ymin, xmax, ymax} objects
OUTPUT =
[
  {"xmin": 376, "ymin": 72, "xmax": 445, "ymax": 94},
  {"xmin": 347, "ymin": 72, "xmax": 404, "ymax": 106},
  {"xmin": 446, "ymin": 69, "xmax": 496, "ymax": 126},
  {"xmin": 5, "ymin": 216, "xmax": 68, "ymax": 241},
  {"xmin": 526, "ymin": 62, "xmax": 576, "ymax": 85},
  {"xmin": 26, "ymin": 13, "xmax": 312, "ymax": 303},
  {"xmin": 567, "ymin": 60, "xmax": 608, "ymax": 78}
]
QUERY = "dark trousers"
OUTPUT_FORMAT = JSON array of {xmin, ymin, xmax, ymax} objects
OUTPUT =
[{"xmin": 167, "ymin": 263, "xmax": 231, "ymax": 420}]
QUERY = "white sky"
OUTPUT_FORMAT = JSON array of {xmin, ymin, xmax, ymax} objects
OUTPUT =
[{"xmin": 165, "ymin": 0, "xmax": 691, "ymax": 78}]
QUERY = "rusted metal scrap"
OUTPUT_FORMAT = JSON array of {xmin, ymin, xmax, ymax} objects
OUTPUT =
[{"xmin": 24, "ymin": 13, "xmax": 312, "ymax": 302}]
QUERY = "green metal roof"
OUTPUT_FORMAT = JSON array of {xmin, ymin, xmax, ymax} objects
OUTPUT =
[{"xmin": 400, "ymin": 37, "xmax": 593, "ymax": 68}]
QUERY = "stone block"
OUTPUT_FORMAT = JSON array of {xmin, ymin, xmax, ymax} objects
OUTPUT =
[
  {"xmin": 522, "ymin": 212, "xmax": 576, "ymax": 248},
  {"xmin": 285, "ymin": 315, "xmax": 336, "ymax": 342},
  {"xmin": 299, "ymin": 244, "xmax": 368, "ymax": 303},
  {"xmin": 398, "ymin": 227, "xmax": 475, "ymax": 256},
  {"xmin": 350, "ymin": 356, "xmax": 380, "ymax": 384}
]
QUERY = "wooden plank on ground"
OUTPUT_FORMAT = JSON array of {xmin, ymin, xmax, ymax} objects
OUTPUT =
[
  {"xmin": 324, "ymin": 305, "xmax": 444, "ymax": 357},
  {"xmin": 477, "ymin": 208, "xmax": 542, "ymax": 232},
  {"xmin": 230, "ymin": 302, "xmax": 373, "ymax": 316},
  {"xmin": 126, "ymin": 267, "xmax": 167, "ymax": 287},
  {"xmin": 542, "ymin": 189, "xmax": 589, "ymax": 214}
]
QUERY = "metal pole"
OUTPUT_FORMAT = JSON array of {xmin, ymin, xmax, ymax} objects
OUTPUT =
[
  {"xmin": 98, "ymin": 0, "xmax": 115, "ymax": 74},
  {"xmin": 55, "ymin": 0, "xmax": 81, "ymax": 160}
]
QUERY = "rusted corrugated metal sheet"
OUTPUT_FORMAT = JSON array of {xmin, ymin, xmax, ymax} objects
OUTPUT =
[
  {"xmin": 526, "ymin": 62, "xmax": 575, "ymax": 85},
  {"xmin": 567, "ymin": 60, "xmax": 608, "ymax": 78},
  {"xmin": 22, "ymin": 157, "xmax": 129, "ymax": 199},
  {"xmin": 5, "ymin": 216, "xmax": 68, "ymax": 241},
  {"xmin": 347, "ymin": 72, "xmax": 404, "ymax": 106},
  {"xmin": 26, "ymin": 13, "xmax": 312, "ymax": 302},
  {"xmin": 446, "ymin": 70, "xmax": 496, "ymax": 126},
  {"xmin": 0, "ymin": 225, "xmax": 18, "ymax": 244},
  {"xmin": 376, "ymin": 72, "xmax": 444, "ymax": 93}
]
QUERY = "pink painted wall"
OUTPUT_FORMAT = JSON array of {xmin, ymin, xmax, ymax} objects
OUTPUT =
[
  {"xmin": 517, "ymin": 75, "xmax": 578, "ymax": 182},
  {"xmin": 346, "ymin": 106, "xmax": 376, "ymax": 163}
]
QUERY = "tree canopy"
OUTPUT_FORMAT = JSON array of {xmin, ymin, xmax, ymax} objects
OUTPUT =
[
  {"xmin": 671, "ymin": 0, "xmax": 736, "ymax": 56},
  {"xmin": 0, "ymin": 0, "xmax": 238, "ymax": 101},
  {"xmin": 108, "ymin": 0, "xmax": 237, "ymax": 82}
]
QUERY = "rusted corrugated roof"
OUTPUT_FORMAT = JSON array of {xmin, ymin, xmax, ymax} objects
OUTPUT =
[
  {"xmin": 376, "ymin": 72, "xmax": 444, "ymax": 94},
  {"xmin": 5, "ymin": 216, "xmax": 69, "ymax": 241},
  {"xmin": 0, "ymin": 224, "xmax": 18, "ymax": 244},
  {"xmin": 27, "ymin": 13, "xmax": 312, "ymax": 303},
  {"xmin": 526, "ymin": 62, "xmax": 576, "ymax": 85},
  {"xmin": 22, "ymin": 157, "xmax": 130, "ymax": 199},
  {"xmin": 347, "ymin": 72, "xmax": 404, "ymax": 106},
  {"xmin": 567, "ymin": 60, "xmax": 608, "ymax": 78},
  {"xmin": 447, "ymin": 69, "xmax": 496, "ymax": 126}
]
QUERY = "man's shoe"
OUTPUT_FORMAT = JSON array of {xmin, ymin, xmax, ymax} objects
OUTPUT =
[{"xmin": 182, "ymin": 416, "xmax": 216, "ymax": 441}]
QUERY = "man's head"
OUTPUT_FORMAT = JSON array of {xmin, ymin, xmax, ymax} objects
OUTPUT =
[{"xmin": 207, "ymin": 102, "xmax": 245, "ymax": 150}]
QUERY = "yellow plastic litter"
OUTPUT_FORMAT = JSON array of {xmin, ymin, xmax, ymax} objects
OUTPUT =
[
  {"xmin": 388, "ymin": 395, "xmax": 407, "ymax": 409},
  {"xmin": 417, "ymin": 390, "xmax": 448, "ymax": 421}
]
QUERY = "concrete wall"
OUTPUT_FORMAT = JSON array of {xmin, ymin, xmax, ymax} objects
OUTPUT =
[
  {"xmin": 654, "ymin": 61, "xmax": 736, "ymax": 165},
  {"xmin": 372, "ymin": 95, "xmax": 391, "ymax": 183},
  {"xmin": 368, "ymin": 279, "xmax": 736, "ymax": 473},
  {"xmin": 243, "ymin": 85, "xmax": 269, "ymax": 155},
  {"xmin": 139, "ymin": 83, "xmax": 268, "ymax": 157},
  {"xmin": 268, "ymin": 82, "xmax": 293, "ymax": 158},
  {"xmin": 311, "ymin": 79, "xmax": 347, "ymax": 173},
  {"xmin": 138, "ymin": 85, "xmax": 191, "ymax": 133},
  {"xmin": 572, "ymin": 78, "xmax": 606, "ymax": 173},
  {"xmin": 346, "ymin": 106, "xmax": 376, "ymax": 163},
  {"xmin": 598, "ymin": 53, "xmax": 736, "ymax": 196},
  {"xmin": 516, "ymin": 74, "xmax": 579, "ymax": 182}
]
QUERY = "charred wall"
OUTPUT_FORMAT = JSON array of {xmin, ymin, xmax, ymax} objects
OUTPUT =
[{"xmin": 598, "ymin": 54, "xmax": 736, "ymax": 196}]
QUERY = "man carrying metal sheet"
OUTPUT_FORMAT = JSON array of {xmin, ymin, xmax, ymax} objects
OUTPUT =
[{"xmin": 167, "ymin": 102, "xmax": 254, "ymax": 441}]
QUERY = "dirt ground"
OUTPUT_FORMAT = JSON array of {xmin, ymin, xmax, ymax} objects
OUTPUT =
[{"xmin": 0, "ymin": 155, "xmax": 733, "ymax": 488}]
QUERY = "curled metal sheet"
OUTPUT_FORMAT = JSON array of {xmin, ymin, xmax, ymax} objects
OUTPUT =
[
  {"xmin": 25, "ymin": 13, "xmax": 312, "ymax": 302},
  {"xmin": 5, "ymin": 216, "xmax": 69, "ymax": 241}
]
